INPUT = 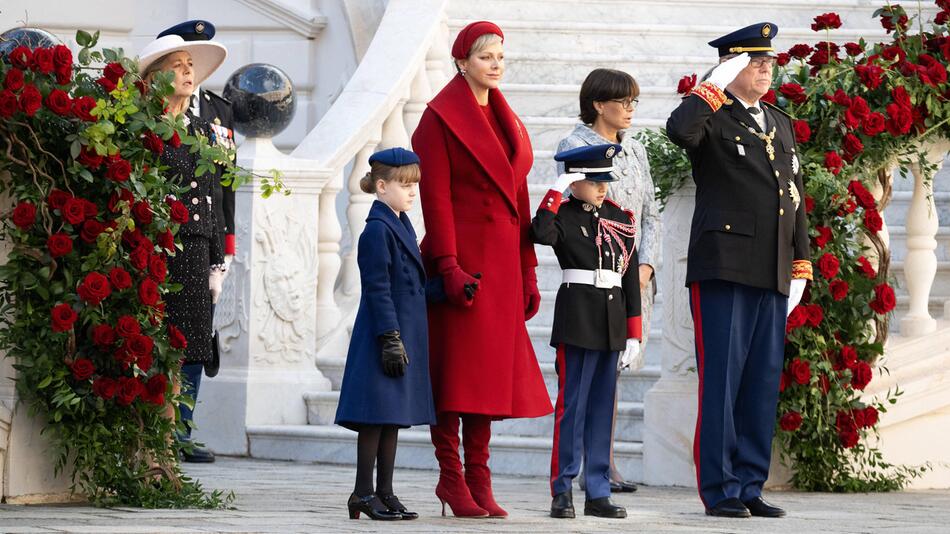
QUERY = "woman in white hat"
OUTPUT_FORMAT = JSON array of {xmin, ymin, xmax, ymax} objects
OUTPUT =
[{"xmin": 138, "ymin": 34, "xmax": 227, "ymax": 429}]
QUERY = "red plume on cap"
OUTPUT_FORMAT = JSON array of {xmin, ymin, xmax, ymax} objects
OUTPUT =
[{"xmin": 451, "ymin": 20, "xmax": 504, "ymax": 59}]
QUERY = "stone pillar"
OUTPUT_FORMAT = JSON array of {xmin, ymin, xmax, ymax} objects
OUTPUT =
[
  {"xmin": 340, "ymin": 140, "xmax": 381, "ymax": 296},
  {"xmin": 642, "ymin": 183, "xmax": 699, "ymax": 486},
  {"xmin": 195, "ymin": 138, "xmax": 332, "ymax": 454}
]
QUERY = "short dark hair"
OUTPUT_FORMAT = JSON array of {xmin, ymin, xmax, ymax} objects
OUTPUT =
[{"xmin": 578, "ymin": 68, "xmax": 640, "ymax": 125}]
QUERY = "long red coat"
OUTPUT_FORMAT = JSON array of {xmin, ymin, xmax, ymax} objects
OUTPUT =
[{"xmin": 412, "ymin": 75, "xmax": 553, "ymax": 419}]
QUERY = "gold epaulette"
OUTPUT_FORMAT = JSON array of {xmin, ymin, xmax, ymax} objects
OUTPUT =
[{"xmin": 692, "ymin": 82, "xmax": 728, "ymax": 112}]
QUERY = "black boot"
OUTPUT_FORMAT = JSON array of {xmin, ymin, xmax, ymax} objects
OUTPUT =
[
  {"xmin": 347, "ymin": 493, "xmax": 402, "ymax": 520},
  {"xmin": 584, "ymin": 497, "xmax": 627, "ymax": 518},
  {"xmin": 379, "ymin": 493, "xmax": 418, "ymax": 520},
  {"xmin": 550, "ymin": 490, "xmax": 575, "ymax": 519}
]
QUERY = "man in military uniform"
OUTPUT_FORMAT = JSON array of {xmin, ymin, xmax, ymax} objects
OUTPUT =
[
  {"xmin": 157, "ymin": 19, "xmax": 237, "ymax": 464},
  {"xmin": 666, "ymin": 23, "xmax": 812, "ymax": 518},
  {"xmin": 531, "ymin": 144, "xmax": 643, "ymax": 520}
]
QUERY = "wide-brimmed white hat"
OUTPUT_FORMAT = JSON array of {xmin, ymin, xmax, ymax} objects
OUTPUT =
[{"xmin": 137, "ymin": 34, "xmax": 227, "ymax": 86}]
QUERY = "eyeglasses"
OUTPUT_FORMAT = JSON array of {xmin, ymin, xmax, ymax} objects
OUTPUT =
[
  {"xmin": 608, "ymin": 98, "xmax": 639, "ymax": 110},
  {"xmin": 749, "ymin": 57, "xmax": 777, "ymax": 68}
]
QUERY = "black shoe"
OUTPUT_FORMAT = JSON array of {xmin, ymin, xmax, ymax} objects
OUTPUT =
[
  {"xmin": 379, "ymin": 493, "xmax": 418, "ymax": 520},
  {"xmin": 610, "ymin": 479, "xmax": 638, "ymax": 493},
  {"xmin": 181, "ymin": 444, "xmax": 215, "ymax": 463},
  {"xmin": 347, "ymin": 493, "xmax": 402, "ymax": 520},
  {"xmin": 743, "ymin": 496, "xmax": 786, "ymax": 518},
  {"xmin": 705, "ymin": 497, "xmax": 751, "ymax": 518},
  {"xmin": 584, "ymin": 497, "xmax": 627, "ymax": 518},
  {"xmin": 550, "ymin": 490, "xmax": 575, "ymax": 519}
]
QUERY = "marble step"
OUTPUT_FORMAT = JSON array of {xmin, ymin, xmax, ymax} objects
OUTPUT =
[
  {"xmin": 447, "ymin": 0, "xmax": 900, "ymax": 28},
  {"xmin": 304, "ymin": 390, "xmax": 645, "ymax": 442},
  {"xmin": 246, "ymin": 424, "xmax": 644, "ymax": 478}
]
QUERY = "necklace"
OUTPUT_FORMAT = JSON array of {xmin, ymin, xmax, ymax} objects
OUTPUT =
[{"xmin": 747, "ymin": 126, "xmax": 777, "ymax": 161}]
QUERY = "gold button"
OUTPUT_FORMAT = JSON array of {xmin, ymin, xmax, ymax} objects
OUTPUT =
[
  {"xmin": 779, "ymin": 189, "xmax": 784, "ymax": 196},
  {"xmin": 735, "ymin": 136, "xmax": 741, "ymax": 141},
  {"xmin": 725, "ymin": 224, "xmax": 731, "ymax": 230},
  {"xmin": 774, "ymin": 170, "xmax": 780, "ymax": 177},
  {"xmin": 779, "ymin": 208, "xmax": 785, "ymax": 216}
]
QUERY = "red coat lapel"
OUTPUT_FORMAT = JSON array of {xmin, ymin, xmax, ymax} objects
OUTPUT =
[{"xmin": 427, "ymin": 75, "xmax": 531, "ymax": 213}]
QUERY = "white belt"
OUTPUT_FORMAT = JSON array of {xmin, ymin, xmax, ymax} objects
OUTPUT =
[{"xmin": 562, "ymin": 269, "xmax": 622, "ymax": 289}]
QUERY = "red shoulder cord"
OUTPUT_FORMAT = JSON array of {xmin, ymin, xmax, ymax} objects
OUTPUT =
[{"xmin": 595, "ymin": 216, "xmax": 637, "ymax": 275}]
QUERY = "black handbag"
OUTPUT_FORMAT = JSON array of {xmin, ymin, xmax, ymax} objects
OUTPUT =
[{"xmin": 204, "ymin": 330, "xmax": 221, "ymax": 378}]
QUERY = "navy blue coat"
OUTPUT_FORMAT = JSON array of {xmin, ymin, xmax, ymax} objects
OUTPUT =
[{"xmin": 335, "ymin": 201, "xmax": 436, "ymax": 430}]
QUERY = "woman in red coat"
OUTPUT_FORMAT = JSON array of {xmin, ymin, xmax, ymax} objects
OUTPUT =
[{"xmin": 411, "ymin": 21, "xmax": 553, "ymax": 518}]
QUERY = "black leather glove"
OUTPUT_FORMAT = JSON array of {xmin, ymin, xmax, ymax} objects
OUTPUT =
[{"xmin": 378, "ymin": 330, "xmax": 408, "ymax": 377}]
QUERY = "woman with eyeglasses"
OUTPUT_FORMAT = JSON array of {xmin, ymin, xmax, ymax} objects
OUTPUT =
[{"xmin": 555, "ymin": 67, "xmax": 660, "ymax": 493}]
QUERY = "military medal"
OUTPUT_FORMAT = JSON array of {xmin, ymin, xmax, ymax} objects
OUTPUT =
[
  {"xmin": 791, "ymin": 153, "xmax": 800, "ymax": 174},
  {"xmin": 747, "ymin": 126, "xmax": 777, "ymax": 161},
  {"xmin": 788, "ymin": 179, "xmax": 801, "ymax": 211}
]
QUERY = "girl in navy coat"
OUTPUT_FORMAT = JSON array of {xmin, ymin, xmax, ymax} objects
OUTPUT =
[{"xmin": 335, "ymin": 148, "xmax": 436, "ymax": 521}]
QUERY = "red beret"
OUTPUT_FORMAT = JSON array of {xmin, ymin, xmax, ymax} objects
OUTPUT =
[{"xmin": 451, "ymin": 21, "xmax": 504, "ymax": 59}]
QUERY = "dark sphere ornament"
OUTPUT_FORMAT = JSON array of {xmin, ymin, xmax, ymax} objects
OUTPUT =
[
  {"xmin": 223, "ymin": 63, "xmax": 297, "ymax": 138},
  {"xmin": 0, "ymin": 27, "xmax": 59, "ymax": 60}
]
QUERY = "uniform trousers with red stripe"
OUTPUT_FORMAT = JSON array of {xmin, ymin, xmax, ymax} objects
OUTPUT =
[
  {"xmin": 550, "ymin": 344, "xmax": 618, "ymax": 500},
  {"xmin": 688, "ymin": 279, "xmax": 786, "ymax": 508}
]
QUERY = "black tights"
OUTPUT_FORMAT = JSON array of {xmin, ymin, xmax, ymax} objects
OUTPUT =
[{"xmin": 354, "ymin": 424, "xmax": 399, "ymax": 497}]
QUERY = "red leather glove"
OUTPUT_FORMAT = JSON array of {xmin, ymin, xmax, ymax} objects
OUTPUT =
[
  {"xmin": 523, "ymin": 268, "xmax": 541, "ymax": 320},
  {"xmin": 437, "ymin": 256, "xmax": 481, "ymax": 308}
]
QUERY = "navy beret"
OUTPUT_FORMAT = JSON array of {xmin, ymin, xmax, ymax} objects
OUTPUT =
[
  {"xmin": 708, "ymin": 22, "xmax": 779, "ymax": 57},
  {"xmin": 368, "ymin": 147, "xmax": 420, "ymax": 167},
  {"xmin": 157, "ymin": 20, "xmax": 215, "ymax": 41},
  {"xmin": 554, "ymin": 143, "xmax": 622, "ymax": 182}
]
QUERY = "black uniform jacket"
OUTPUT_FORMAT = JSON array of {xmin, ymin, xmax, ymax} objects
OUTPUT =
[
  {"xmin": 531, "ymin": 195, "xmax": 641, "ymax": 352},
  {"xmin": 666, "ymin": 89, "xmax": 810, "ymax": 295},
  {"xmin": 197, "ymin": 88, "xmax": 236, "ymax": 255}
]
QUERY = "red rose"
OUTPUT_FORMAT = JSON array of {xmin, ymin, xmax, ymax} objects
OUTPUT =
[
  {"xmin": 45, "ymin": 190, "xmax": 69, "ymax": 212},
  {"xmin": 137, "ymin": 353, "xmax": 154, "ymax": 372},
  {"xmin": 97, "ymin": 76, "xmax": 117, "ymax": 93},
  {"xmin": 116, "ymin": 315, "xmax": 141, "ymax": 339},
  {"xmin": 814, "ymin": 225, "xmax": 832, "ymax": 249},
  {"xmin": 55, "ymin": 65, "xmax": 71, "ymax": 85},
  {"xmin": 167, "ymin": 199, "xmax": 189, "ymax": 224},
  {"xmin": 842, "ymin": 133, "xmax": 864, "ymax": 162},
  {"xmin": 881, "ymin": 7, "xmax": 909, "ymax": 33},
  {"xmin": 4, "ymin": 67, "xmax": 24, "ymax": 91},
  {"xmin": 855, "ymin": 64, "xmax": 884, "ymax": 89},
  {"xmin": 805, "ymin": 195, "xmax": 815, "ymax": 213},
  {"xmin": 862, "ymin": 112, "xmax": 886, "ymax": 136},
  {"xmin": 778, "ymin": 371, "xmax": 790, "ymax": 392},
  {"xmin": 811, "ymin": 12, "xmax": 842, "ymax": 31},
  {"xmin": 840, "ymin": 345, "xmax": 859, "ymax": 369},
  {"xmin": 863, "ymin": 406, "xmax": 879, "ymax": 427},
  {"xmin": 168, "ymin": 324, "xmax": 188, "ymax": 350},
  {"xmin": 806, "ymin": 303, "xmax": 824, "ymax": 328},
  {"xmin": 52, "ymin": 44, "xmax": 72, "ymax": 69},
  {"xmin": 50, "ymin": 303, "xmax": 78, "ymax": 333},
  {"xmin": 103, "ymin": 62, "xmax": 126, "ymax": 83},
  {"xmin": 8, "ymin": 46, "xmax": 32, "ymax": 69},
  {"xmin": 830, "ymin": 89, "xmax": 851, "ymax": 107},
  {"xmin": 844, "ymin": 42, "xmax": 864, "ymax": 56},
  {"xmin": 779, "ymin": 411, "xmax": 803, "ymax": 432},
  {"xmin": 61, "ymin": 197, "xmax": 87, "ymax": 225},
  {"xmin": 77, "ymin": 271, "xmax": 112, "ymax": 306},
  {"xmin": 72, "ymin": 96, "xmax": 97, "ymax": 121},
  {"xmin": 18, "ymin": 84, "xmax": 41, "ymax": 116},
  {"xmin": 788, "ymin": 43, "xmax": 813, "ymax": 58},
  {"xmin": 849, "ymin": 96, "xmax": 870, "ymax": 120},
  {"xmin": 169, "ymin": 130, "xmax": 182, "ymax": 148},
  {"xmin": 47, "ymin": 233, "xmax": 73, "ymax": 257},
  {"xmin": 108, "ymin": 267, "xmax": 132, "ymax": 291},
  {"xmin": 760, "ymin": 89, "xmax": 777, "ymax": 105},
  {"xmin": 92, "ymin": 376, "xmax": 118, "ymax": 400},
  {"xmin": 0, "ymin": 89, "xmax": 17, "ymax": 118},
  {"xmin": 824, "ymin": 151, "xmax": 843, "ymax": 175},
  {"xmin": 144, "ymin": 374, "xmax": 168, "ymax": 406},
  {"xmin": 126, "ymin": 333, "xmax": 154, "ymax": 357},
  {"xmin": 789, "ymin": 358, "xmax": 811, "ymax": 385},
  {"xmin": 148, "ymin": 254, "xmax": 167, "ymax": 283},
  {"xmin": 677, "ymin": 74, "xmax": 697, "ymax": 95},
  {"xmin": 108, "ymin": 188, "xmax": 134, "ymax": 212},
  {"xmin": 779, "ymin": 83, "xmax": 807, "ymax": 104},
  {"xmin": 45, "ymin": 89, "xmax": 71, "ymax": 116},
  {"xmin": 892, "ymin": 86, "xmax": 911, "ymax": 108},
  {"xmin": 76, "ymin": 146, "xmax": 103, "ymax": 169},
  {"xmin": 138, "ymin": 278, "xmax": 160, "ymax": 307},
  {"xmin": 864, "ymin": 209, "xmax": 883, "ymax": 233},
  {"xmin": 837, "ymin": 410, "xmax": 858, "ymax": 433},
  {"xmin": 886, "ymin": 103, "xmax": 913, "ymax": 136},
  {"xmin": 80, "ymin": 220, "xmax": 105, "ymax": 243},
  {"xmin": 116, "ymin": 376, "xmax": 143, "ymax": 406},
  {"xmin": 829, "ymin": 279, "xmax": 849, "ymax": 301},
  {"xmin": 70, "ymin": 358, "xmax": 95, "ymax": 381},
  {"xmin": 870, "ymin": 283, "xmax": 896, "ymax": 314},
  {"xmin": 132, "ymin": 200, "xmax": 153, "ymax": 225},
  {"xmin": 106, "ymin": 155, "xmax": 132, "ymax": 182},
  {"xmin": 792, "ymin": 120, "xmax": 811, "ymax": 143},
  {"xmin": 851, "ymin": 408, "xmax": 867, "ymax": 429},
  {"xmin": 142, "ymin": 131, "xmax": 164, "ymax": 155},
  {"xmin": 847, "ymin": 180, "xmax": 876, "ymax": 209},
  {"xmin": 91, "ymin": 324, "xmax": 117, "ymax": 348},
  {"xmin": 776, "ymin": 52, "xmax": 791, "ymax": 66},
  {"xmin": 31, "ymin": 47, "xmax": 54, "ymax": 74},
  {"xmin": 157, "ymin": 229, "xmax": 176, "ymax": 252},
  {"xmin": 786, "ymin": 305, "xmax": 808, "ymax": 333},
  {"xmin": 839, "ymin": 429, "xmax": 860, "ymax": 448},
  {"xmin": 857, "ymin": 256, "xmax": 877, "ymax": 279},
  {"xmin": 851, "ymin": 360, "xmax": 873, "ymax": 390},
  {"xmin": 130, "ymin": 244, "xmax": 150, "ymax": 271},
  {"xmin": 11, "ymin": 202, "xmax": 37, "ymax": 230}
]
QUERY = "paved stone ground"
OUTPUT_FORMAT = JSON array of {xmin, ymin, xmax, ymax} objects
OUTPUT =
[{"xmin": 1, "ymin": 457, "xmax": 948, "ymax": 533}]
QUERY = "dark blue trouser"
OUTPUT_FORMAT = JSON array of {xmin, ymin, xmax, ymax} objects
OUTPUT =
[
  {"xmin": 550, "ymin": 344, "xmax": 619, "ymax": 500},
  {"xmin": 180, "ymin": 363, "xmax": 203, "ymax": 439},
  {"xmin": 688, "ymin": 280, "xmax": 787, "ymax": 508}
]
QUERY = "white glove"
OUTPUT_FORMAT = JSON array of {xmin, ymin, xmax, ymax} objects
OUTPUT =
[
  {"xmin": 787, "ymin": 278, "xmax": 807, "ymax": 317},
  {"xmin": 706, "ymin": 53, "xmax": 751, "ymax": 90},
  {"xmin": 209, "ymin": 269, "xmax": 224, "ymax": 304},
  {"xmin": 552, "ymin": 172, "xmax": 586, "ymax": 193},
  {"xmin": 618, "ymin": 338, "xmax": 643, "ymax": 372},
  {"xmin": 221, "ymin": 254, "xmax": 234, "ymax": 281}
]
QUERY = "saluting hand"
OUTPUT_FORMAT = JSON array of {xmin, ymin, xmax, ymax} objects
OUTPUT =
[
  {"xmin": 707, "ymin": 52, "xmax": 751, "ymax": 90},
  {"xmin": 551, "ymin": 172, "xmax": 586, "ymax": 193}
]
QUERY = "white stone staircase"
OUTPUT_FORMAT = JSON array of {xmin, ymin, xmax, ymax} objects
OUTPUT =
[{"xmin": 246, "ymin": 0, "xmax": 950, "ymax": 482}]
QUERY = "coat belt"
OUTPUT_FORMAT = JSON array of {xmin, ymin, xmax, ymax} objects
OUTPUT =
[{"xmin": 562, "ymin": 269, "xmax": 622, "ymax": 288}]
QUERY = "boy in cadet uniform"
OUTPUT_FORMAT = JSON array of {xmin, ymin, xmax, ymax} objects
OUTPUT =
[{"xmin": 531, "ymin": 144, "xmax": 643, "ymax": 520}]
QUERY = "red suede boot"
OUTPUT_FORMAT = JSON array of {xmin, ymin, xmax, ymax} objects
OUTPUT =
[
  {"xmin": 462, "ymin": 414, "xmax": 508, "ymax": 517},
  {"xmin": 431, "ymin": 412, "xmax": 488, "ymax": 517}
]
